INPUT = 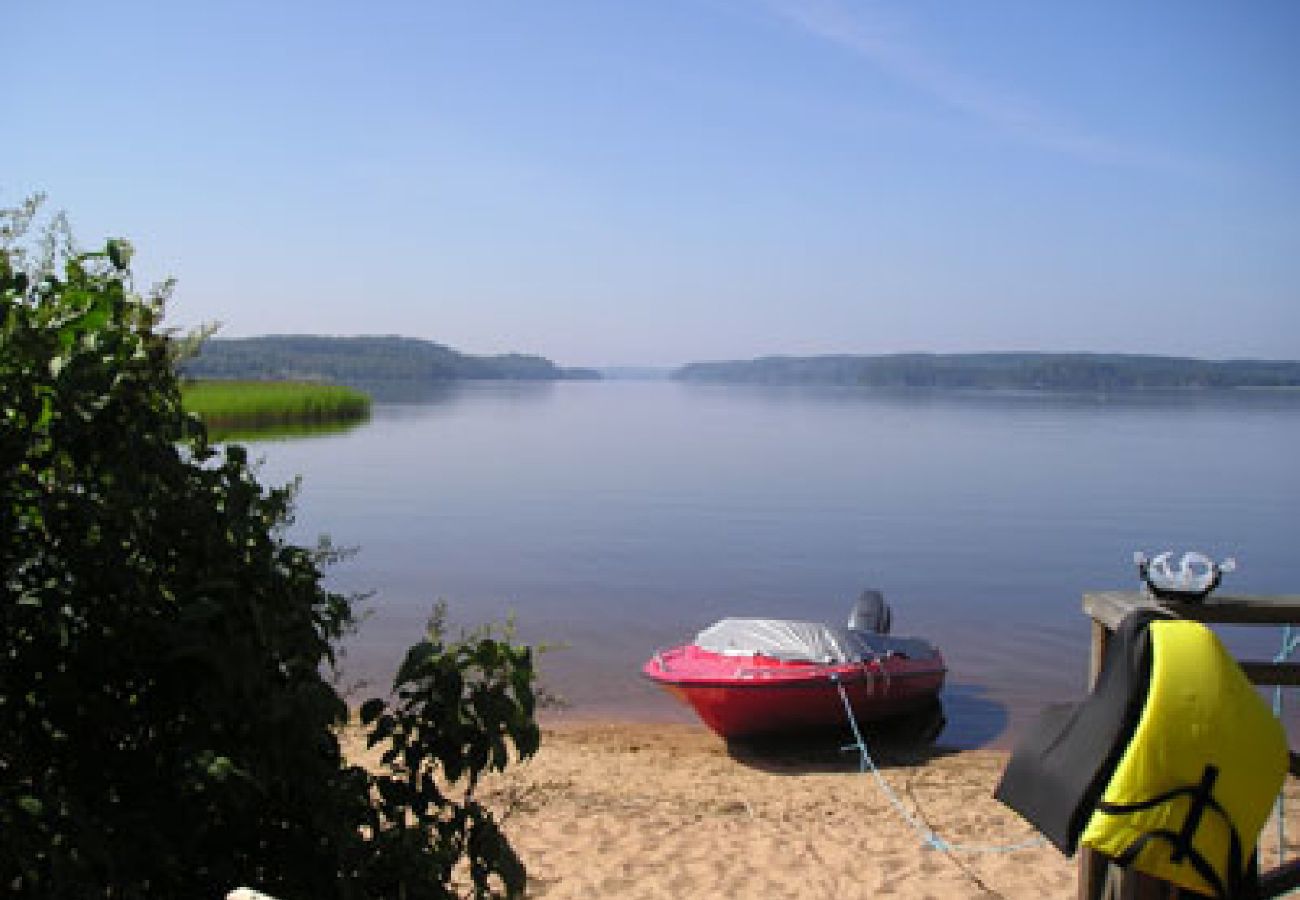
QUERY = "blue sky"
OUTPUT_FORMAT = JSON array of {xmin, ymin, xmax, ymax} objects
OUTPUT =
[{"xmin": 6, "ymin": 1, "xmax": 1299, "ymax": 367}]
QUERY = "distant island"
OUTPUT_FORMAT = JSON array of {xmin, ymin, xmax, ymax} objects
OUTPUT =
[
  {"xmin": 184, "ymin": 335, "xmax": 600, "ymax": 385},
  {"xmin": 673, "ymin": 353, "xmax": 1300, "ymax": 391}
]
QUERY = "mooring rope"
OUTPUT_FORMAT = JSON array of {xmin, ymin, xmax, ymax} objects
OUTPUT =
[
  {"xmin": 1272, "ymin": 625, "xmax": 1299, "ymax": 863},
  {"xmin": 834, "ymin": 625, "xmax": 1299, "ymax": 862},
  {"xmin": 831, "ymin": 674, "xmax": 1046, "ymax": 855}
]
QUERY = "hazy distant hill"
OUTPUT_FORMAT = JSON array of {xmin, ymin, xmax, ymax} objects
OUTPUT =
[
  {"xmin": 598, "ymin": 366, "xmax": 673, "ymax": 380},
  {"xmin": 184, "ymin": 335, "xmax": 600, "ymax": 384},
  {"xmin": 673, "ymin": 353, "xmax": 1300, "ymax": 391}
]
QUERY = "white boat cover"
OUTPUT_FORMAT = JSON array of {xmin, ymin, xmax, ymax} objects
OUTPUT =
[{"xmin": 694, "ymin": 618, "xmax": 938, "ymax": 664}]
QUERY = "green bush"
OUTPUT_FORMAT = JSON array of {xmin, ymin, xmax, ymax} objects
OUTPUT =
[{"xmin": 0, "ymin": 199, "xmax": 538, "ymax": 899}]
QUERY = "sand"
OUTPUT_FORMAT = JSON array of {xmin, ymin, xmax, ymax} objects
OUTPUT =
[
  {"xmin": 472, "ymin": 720, "xmax": 1075, "ymax": 899},
  {"xmin": 344, "ymin": 718, "xmax": 1300, "ymax": 899}
]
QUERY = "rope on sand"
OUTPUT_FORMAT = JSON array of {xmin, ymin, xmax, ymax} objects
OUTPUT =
[
  {"xmin": 831, "ymin": 674, "xmax": 1046, "ymax": 855},
  {"xmin": 837, "ymin": 625, "xmax": 1300, "ymax": 860}
]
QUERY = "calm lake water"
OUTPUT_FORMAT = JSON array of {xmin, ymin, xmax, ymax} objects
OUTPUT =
[{"xmin": 244, "ymin": 381, "xmax": 1300, "ymax": 748}]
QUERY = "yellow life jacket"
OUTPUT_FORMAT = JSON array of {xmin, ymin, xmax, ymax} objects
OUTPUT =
[{"xmin": 1079, "ymin": 619, "xmax": 1288, "ymax": 897}]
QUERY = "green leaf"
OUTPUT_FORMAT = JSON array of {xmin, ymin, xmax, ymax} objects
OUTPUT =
[
  {"xmin": 206, "ymin": 755, "xmax": 237, "ymax": 780},
  {"xmin": 367, "ymin": 713, "xmax": 396, "ymax": 749},
  {"xmin": 106, "ymin": 238, "xmax": 134, "ymax": 271},
  {"xmin": 394, "ymin": 640, "xmax": 437, "ymax": 685},
  {"xmin": 359, "ymin": 697, "xmax": 385, "ymax": 725}
]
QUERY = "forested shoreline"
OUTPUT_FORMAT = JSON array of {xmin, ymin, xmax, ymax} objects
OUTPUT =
[
  {"xmin": 673, "ymin": 353, "xmax": 1300, "ymax": 391},
  {"xmin": 184, "ymin": 335, "xmax": 600, "ymax": 385},
  {"xmin": 186, "ymin": 340, "xmax": 1300, "ymax": 392}
]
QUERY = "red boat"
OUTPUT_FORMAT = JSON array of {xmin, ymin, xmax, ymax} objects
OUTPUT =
[{"xmin": 642, "ymin": 592, "xmax": 946, "ymax": 740}]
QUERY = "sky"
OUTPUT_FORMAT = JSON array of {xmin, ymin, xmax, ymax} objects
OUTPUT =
[{"xmin": 5, "ymin": 1, "xmax": 1299, "ymax": 367}]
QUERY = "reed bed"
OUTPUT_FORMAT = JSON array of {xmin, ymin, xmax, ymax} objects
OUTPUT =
[{"xmin": 182, "ymin": 380, "xmax": 371, "ymax": 433}]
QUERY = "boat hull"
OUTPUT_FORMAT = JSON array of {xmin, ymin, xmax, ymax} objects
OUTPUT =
[{"xmin": 643, "ymin": 645, "xmax": 946, "ymax": 740}]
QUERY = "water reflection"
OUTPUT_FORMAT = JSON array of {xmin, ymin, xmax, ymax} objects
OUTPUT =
[
  {"xmin": 725, "ymin": 699, "xmax": 957, "ymax": 772},
  {"xmin": 940, "ymin": 684, "xmax": 1011, "ymax": 749},
  {"xmin": 240, "ymin": 381, "xmax": 1300, "ymax": 747},
  {"xmin": 354, "ymin": 378, "xmax": 559, "ymax": 405},
  {"xmin": 349, "ymin": 379, "xmax": 465, "ymax": 405},
  {"xmin": 680, "ymin": 382, "xmax": 1300, "ymax": 418},
  {"xmin": 206, "ymin": 411, "xmax": 371, "ymax": 443}
]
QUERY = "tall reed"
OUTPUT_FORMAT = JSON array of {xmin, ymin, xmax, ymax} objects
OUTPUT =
[{"xmin": 182, "ymin": 380, "xmax": 371, "ymax": 432}]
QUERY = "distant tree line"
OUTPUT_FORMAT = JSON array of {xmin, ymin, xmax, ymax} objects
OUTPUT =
[
  {"xmin": 673, "ymin": 353, "xmax": 1300, "ymax": 391},
  {"xmin": 184, "ymin": 335, "xmax": 600, "ymax": 385}
]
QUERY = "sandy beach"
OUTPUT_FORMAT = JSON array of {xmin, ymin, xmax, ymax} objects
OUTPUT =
[
  {"xmin": 475, "ymin": 720, "xmax": 1072, "ymax": 899},
  {"xmin": 344, "ymin": 716, "xmax": 1300, "ymax": 899}
]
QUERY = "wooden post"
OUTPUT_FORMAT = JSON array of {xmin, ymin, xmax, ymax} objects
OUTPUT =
[
  {"xmin": 1078, "ymin": 617, "xmax": 1111, "ymax": 899},
  {"xmin": 1078, "ymin": 619, "xmax": 1170, "ymax": 899}
]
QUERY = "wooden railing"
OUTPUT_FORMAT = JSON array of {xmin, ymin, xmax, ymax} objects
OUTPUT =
[{"xmin": 1080, "ymin": 592, "xmax": 1300, "ymax": 900}]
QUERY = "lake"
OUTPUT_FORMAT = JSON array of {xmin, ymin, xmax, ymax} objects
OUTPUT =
[{"xmin": 243, "ymin": 381, "xmax": 1300, "ymax": 748}]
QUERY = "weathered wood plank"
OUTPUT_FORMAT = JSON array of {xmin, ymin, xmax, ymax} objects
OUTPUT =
[
  {"xmin": 1078, "ymin": 850, "xmax": 1108, "ymax": 900},
  {"xmin": 1084, "ymin": 592, "xmax": 1300, "ymax": 630},
  {"xmin": 1083, "ymin": 592, "xmax": 1153, "ymax": 631},
  {"xmin": 1079, "ymin": 623, "xmax": 1114, "ymax": 900},
  {"xmin": 1240, "ymin": 661, "xmax": 1300, "ymax": 686},
  {"xmin": 1089, "ymin": 619, "xmax": 1111, "ymax": 688}
]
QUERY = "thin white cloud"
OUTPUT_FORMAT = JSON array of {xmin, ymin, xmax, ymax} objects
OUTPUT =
[{"xmin": 768, "ymin": 0, "xmax": 1206, "ymax": 175}]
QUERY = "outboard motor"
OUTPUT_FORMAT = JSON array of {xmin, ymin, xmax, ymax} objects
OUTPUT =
[{"xmin": 848, "ymin": 589, "xmax": 892, "ymax": 634}]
